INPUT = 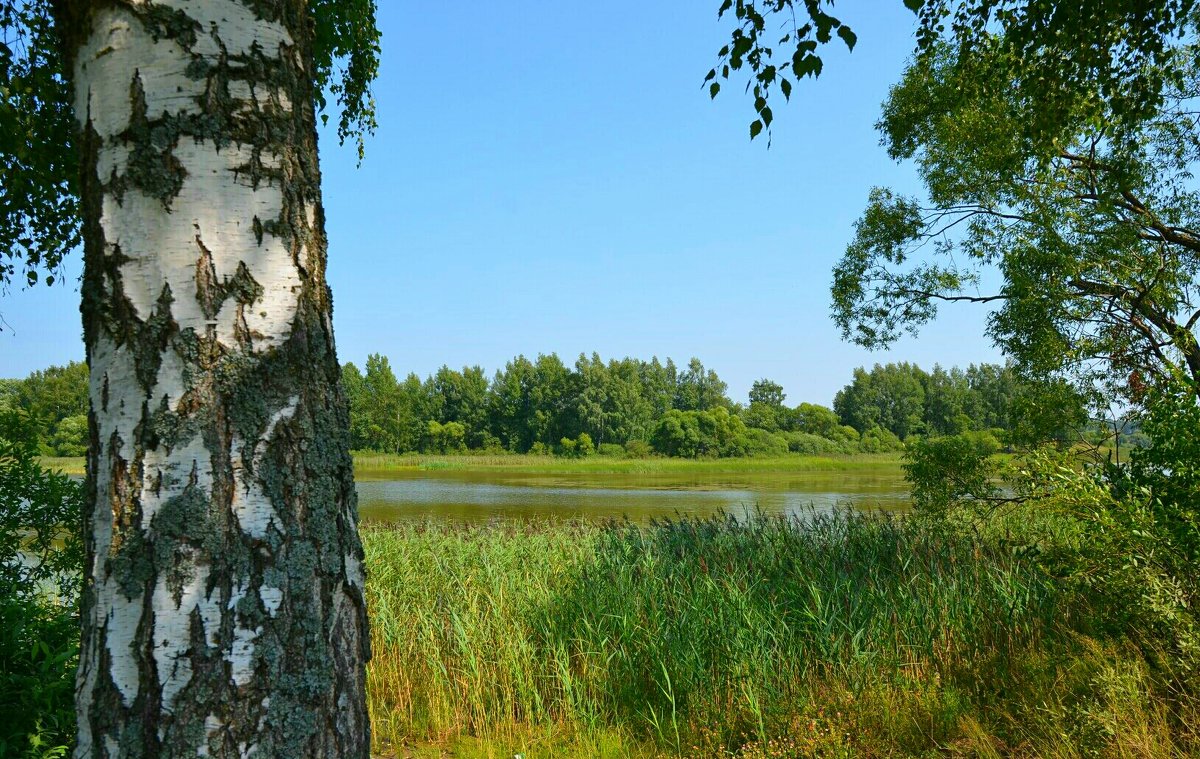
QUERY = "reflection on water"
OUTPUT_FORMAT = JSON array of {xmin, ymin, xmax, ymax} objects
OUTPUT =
[{"xmin": 356, "ymin": 468, "xmax": 910, "ymax": 523}]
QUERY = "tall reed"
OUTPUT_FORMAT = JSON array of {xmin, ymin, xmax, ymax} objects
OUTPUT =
[{"xmin": 363, "ymin": 512, "xmax": 1191, "ymax": 757}]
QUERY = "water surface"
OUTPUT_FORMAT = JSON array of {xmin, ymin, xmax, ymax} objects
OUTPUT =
[{"xmin": 356, "ymin": 466, "xmax": 909, "ymax": 523}]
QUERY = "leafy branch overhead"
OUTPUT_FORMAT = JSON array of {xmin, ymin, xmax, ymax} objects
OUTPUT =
[
  {"xmin": 712, "ymin": 0, "xmax": 1199, "ymax": 145},
  {"xmin": 705, "ymin": 0, "xmax": 865, "ymax": 141},
  {"xmin": 0, "ymin": 0, "xmax": 381, "ymax": 291},
  {"xmin": 832, "ymin": 13, "xmax": 1200, "ymax": 401}
]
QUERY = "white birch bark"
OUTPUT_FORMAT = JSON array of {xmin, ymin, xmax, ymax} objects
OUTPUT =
[{"xmin": 63, "ymin": 2, "xmax": 369, "ymax": 756}]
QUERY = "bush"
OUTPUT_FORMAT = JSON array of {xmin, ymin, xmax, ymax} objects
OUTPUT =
[
  {"xmin": 0, "ymin": 410, "xmax": 82, "ymax": 757},
  {"xmin": 906, "ymin": 378, "xmax": 1200, "ymax": 698},
  {"xmin": 961, "ymin": 429, "xmax": 1002, "ymax": 456},
  {"xmin": 623, "ymin": 439, "xmax": 651, "ymax": 458},
  {"xmin": 425, "ymin": 420, "xmax": 466, "ymax": 453},
  {"xmin": 558, "ymin": 433, "xmax": 594, "ymax": 458},
  {"xmin": 478, "ymin": 433, "xmax": 507, "ymax": 455},
  {"xmin": 783, "ymin": 432, "xmax": 853, "ymax": 455},
  {"xmin": 650, "ymin": 408, "xmax": 749, "ymax": 458},
  {"xmin": 576, "ymin": 432, "xmax": 594, "ymax": 456},
  {"xmin": 859, "ymin": 426, "xmax": 904, "ymax": 453},
  {"xmin": 744, "ymin": 428, "xmax": 789, "ymax": 456},
  {"xmin": 597, "ymin": 443, "xmax": 625, "ymax": 457}
]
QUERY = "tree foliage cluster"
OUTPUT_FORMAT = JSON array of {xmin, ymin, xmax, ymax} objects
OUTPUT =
[
  {"xmin": 0, "ymin": 0, "xmax": 381, "ymax": 291},
  {"xmin": 905, "ymin": 376, "xmax": 1200, "ymax": 699},
  {"xmin": 0, "ymin": 360, "xmax": 87, "ymax": 457},
  {"xmin": 713, "ymin": 1, "xmax": 1200, "ymax": 402},
  {"xmin": 833, "ymin": 361, "xmax": 1088, "ymax": 446},
  {"xmin": 3, "ymin": 356, "xmax": 1087, "ymax": 461},
  {"xmin": 341, "ymin": 353, "xmax": 743, "ymax": 458},
  {"xmin": 336, "ymin": 353, "xmax": 1070, "ymax": 459}
]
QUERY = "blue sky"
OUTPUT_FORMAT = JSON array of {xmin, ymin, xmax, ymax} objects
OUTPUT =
[{"xmin": 0, "ymin": 1, "xmax": 1002, "ymax": 406}]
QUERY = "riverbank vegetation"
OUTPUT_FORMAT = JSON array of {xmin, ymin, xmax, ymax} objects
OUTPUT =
[
  {"xmin": 4, "ymin": 357, "xmax": 1092, "ymax": 461},
  {"xmin": 35, "ymin": 452, "xmax": 908, "ymax": 480},
  {"xmin": 353, "ymin": 452, "xmax": 904, "ymax": 477},
  {"xmin": 362, "ymin": 503, "xmax": 1197, "ymax": 757},
  {"xmin": 359, "ymin": 376, "xmax": 1198, "ymax": 757},
  {"xmin": 7, "ymin": 404, "xmax": 1198, "ymax": 757}
]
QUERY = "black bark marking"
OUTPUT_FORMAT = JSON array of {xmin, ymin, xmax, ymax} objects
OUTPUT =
[{"xmin": 63, "ymin": 1, "xmax": 370, "ymax": 754}]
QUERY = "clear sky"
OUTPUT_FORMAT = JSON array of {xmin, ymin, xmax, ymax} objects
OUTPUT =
[{"xmin": 0, "ymin": 1, "xmax": 1003, "ymax": 407}]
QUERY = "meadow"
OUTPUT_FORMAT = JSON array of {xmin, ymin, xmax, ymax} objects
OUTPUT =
[
  {"xmin": 353, "ymin": 453, "xmax": 905, "ymax": 476},
  {"xmin": 39, "ymin": 453, "xmax": 907, "ymax": 485},
  {"xmin": 362, "ymin": 511, "xmax": 1195, "ymax": 758}
]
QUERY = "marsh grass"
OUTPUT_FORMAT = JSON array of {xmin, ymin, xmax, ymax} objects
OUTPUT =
[
  {"xmin": 36, "ymin": 456, "xmax": 85, "ymax": 476},
  {"xmin": 41, "ymin": 453, "xmax": 905, "ymax": 479},
  {"xmin": 363, "ymin": 511, "xmax": 1194, "ymax": 757},
  {"xmin": 353, "ymin": 453, "xmax": 904, "ymax": 476}
]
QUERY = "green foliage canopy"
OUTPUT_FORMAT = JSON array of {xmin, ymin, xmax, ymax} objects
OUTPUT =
[
  {"xmin": 0, "ymin": 360, "xmax": 87, "ymax": 456},
  {"xmin": 711, "ymin": 1, "xmax": 1199, "ymax": 144},
  {"xmin": 832, "ymin": 41, "xmax": 1200, "ymax": 398},
  {"xmin": 0, "ymin": 0, "xmax": 380, "ymax": 289},
  {"xmin": 711, "ymin": 1, "xmax": 1200, "ymax": 402}
]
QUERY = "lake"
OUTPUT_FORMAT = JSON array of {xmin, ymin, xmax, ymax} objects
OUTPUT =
[{"xmin": 355, "ymin": 464, "xmax": 910, "ymax": 523}]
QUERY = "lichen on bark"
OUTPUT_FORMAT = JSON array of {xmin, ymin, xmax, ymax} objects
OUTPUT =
[{"xmin": 58, "ymin": 1, "xmax": 369, "ymax": 756}]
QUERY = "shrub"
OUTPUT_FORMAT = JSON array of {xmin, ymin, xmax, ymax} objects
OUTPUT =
[
  {"xmin": 859, "ymin": 426, "xmax": 904, "ymax": 453},
  {"xmin": 557, "ymin": 433, "xmax": 594, "ymax": 458},
  {"xmin": 575, "ymin": 433, "xmax": 594, "ymax": 456},
  {"xmin": 907, "ymin": 378, "xmax": 1200, "ymax": 697},
  {"xmin": 651, "ymin": 408, "xmax": 749, "ymax": 458},
  {"xmin": 597, "ymin": 443, "xmax": 625, "ymax": 457},
  {"xmin": 623, "ymin": 439, "xmax": 651, "ymax": 458},
  {"xmin": 961, "ymin": 429, "xmax": 1002, "ymax": 456},
  {"xmin": 783, "ymin": 432, "xmax": 852, "ymax": 455},
  {"xmin": 744, "ymin": 428, "xmax": 789, "ymax": 456},
  {"xmin": 0, "ymin": 409, "xmax": 82, "ymax": 757}
]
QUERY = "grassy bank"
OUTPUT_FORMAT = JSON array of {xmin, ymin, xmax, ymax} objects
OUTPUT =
[
  {"xmin": 37, "ymin": 456, "xmax": 85, "ymax": 476},
  {"xmin": 39, "ymin": 452, "xmax": 905, "ymax": 480},
  {"xmin": 354, "ymin": 452, "xmax": 904, "ymax": 476},
  {"xmin": 363, "ymin": 512, "xmax": 1195, "ymax": 758}
]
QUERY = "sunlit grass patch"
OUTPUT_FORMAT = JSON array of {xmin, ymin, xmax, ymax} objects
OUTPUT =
[
  {"xmin": 352, "ymin": 453, "xmax": 904, "ymax": 477},
  {"xmin": 361, "ymin": 511, "xmax": 1193, "ymax": 757}
]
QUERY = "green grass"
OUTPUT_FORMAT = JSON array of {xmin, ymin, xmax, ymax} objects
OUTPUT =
[
  {"xmin": 353, "ymin": 452, "xmax": 904, "ymax": 476},
  {"xmin": 363, "ymin": 512, "xmax": 1196, "ymax": 758},
  {"xmin": 37, "ymin": 457, "xmax": 84, "ymax": 476},
  {"xmin": 40, "ymin": 453, "xmax": 905, "ymax": 480}
]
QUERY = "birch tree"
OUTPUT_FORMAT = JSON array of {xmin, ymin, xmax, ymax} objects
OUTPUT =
[{"xmin": 3, "ymin": 1, "xmax": 380, "ymax": 755}]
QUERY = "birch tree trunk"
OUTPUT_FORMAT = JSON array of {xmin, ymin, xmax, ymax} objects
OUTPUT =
[{"xmin": 55, "ymin": 2, "xmax": 370, "ymax": 755}]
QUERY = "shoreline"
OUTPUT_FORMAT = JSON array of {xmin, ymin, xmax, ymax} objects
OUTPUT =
[{"xmin": 41, "ymin": 452, "xmax": 906, "ymax": 479}]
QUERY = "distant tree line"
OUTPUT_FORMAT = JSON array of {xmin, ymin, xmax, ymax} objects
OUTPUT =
[
  {"xmin": 338, "ymin": 353, "xmax": 1089, "ymax": 457},
  {"xmin": 2, "ymin": 356, "xmax": 1092, "ymax": 459}
]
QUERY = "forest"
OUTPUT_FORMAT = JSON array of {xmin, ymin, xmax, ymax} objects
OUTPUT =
[{"xmin": 2, "ymin": 356, "xmax": 1089, "ymax": 459}]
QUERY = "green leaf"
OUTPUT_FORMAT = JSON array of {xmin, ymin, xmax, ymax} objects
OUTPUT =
[
  {"xmin": 750, "ymin": 119, "xmax": 763, "ymax": 139},
  {"xmin": 837, "ymin": 26, "xmax": 857, "ymax": 51},
  {"xmin": 710, "ymin": 82, "xmax": 721, "ymax": 99},
  {"xmin": 780, "ymin": 78, "xmax": 792, "ymax": 100}
]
